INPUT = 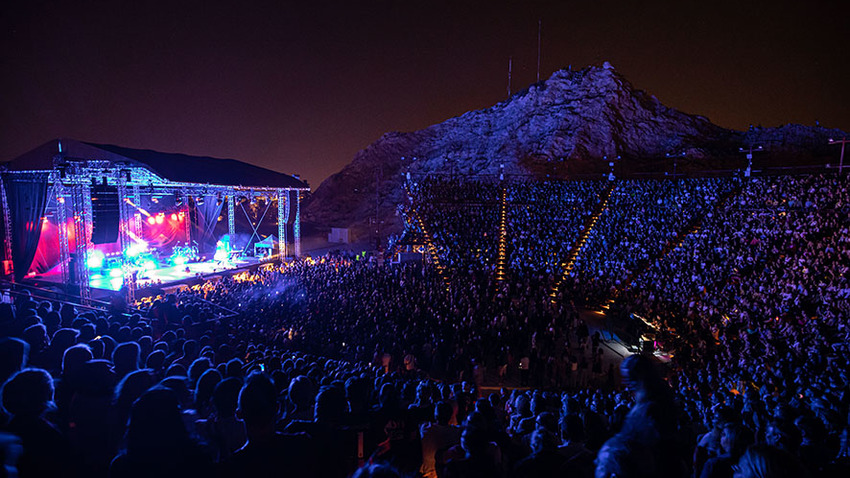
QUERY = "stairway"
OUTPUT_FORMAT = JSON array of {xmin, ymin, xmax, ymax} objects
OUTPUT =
[
  {"xmin": 550, "ymin": 183, "xmax": 615, "ymax": 303},
  {"xmin": 495, "ymin": 187, "xmax": 509, "ymax": 283},
  {"xmin": 411, "ymin": 209, "xmax": 452, "ymax": 287}
]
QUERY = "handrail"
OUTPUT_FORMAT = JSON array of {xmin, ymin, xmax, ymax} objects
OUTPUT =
[
  {"xmin": 0, "ymin": 279, "xmax": 112, "ymax": 307},
  {"xmin": 0, "ymin": 279, "xmax": 143, "ymax": 315},
  {"xmin": 2, "ymin": 288, "xmax": 116, "ymax": 314}
]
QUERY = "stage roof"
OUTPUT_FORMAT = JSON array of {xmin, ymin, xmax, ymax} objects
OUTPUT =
[{"xmin": 2, "ymin": 139, "xmax": 308, "ymax": 190}]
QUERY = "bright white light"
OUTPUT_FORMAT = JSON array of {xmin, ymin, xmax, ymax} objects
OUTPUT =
[
  {"xmin": 126, "ymin": 241, "xmax": 148, "ymax": 258},
  {"xmin": 87, "ymin": 250, "xmax": 105, "ymax": 270}
]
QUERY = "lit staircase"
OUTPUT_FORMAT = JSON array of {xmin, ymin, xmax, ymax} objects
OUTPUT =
[
  {"xmin": 550, "ymin": 183, "xmax": 614, "ymax": 303},
  {"xmin": 495, "ymin": 187, "xmax": 509, "ymax": 283},
  {"xmin": 411, "ymin": 209, "xmax": 452, "ymax": 287}
]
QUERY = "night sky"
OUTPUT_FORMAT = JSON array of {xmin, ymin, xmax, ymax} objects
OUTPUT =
[{"xmin": 2, "ymin": 0, "xmax": 848, "ymax": 188}]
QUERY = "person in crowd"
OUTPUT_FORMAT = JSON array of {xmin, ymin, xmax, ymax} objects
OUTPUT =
[
  {"xmin": 1, "ymin": 368, "xmax": 70, "ymax": 477},
  {"xmin": 110, "ymin": 386, "xmax": 213, "ymax": 477},
  {"xmin": 219, "ymin": 372, "xmax": 316, "ymax": 477},
  {"xmin": 420, "ymin": 400, "xmax": 461, "ymax": 478}
]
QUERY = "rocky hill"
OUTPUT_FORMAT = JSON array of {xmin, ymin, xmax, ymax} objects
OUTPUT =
[{"xmin": 303, "ymin": 63, "xmax": 846, "ymax": 237}]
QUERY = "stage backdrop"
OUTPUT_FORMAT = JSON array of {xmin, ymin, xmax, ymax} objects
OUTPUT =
[{"xmin": 2, "ymin": 173, "xmax": 51, "ymax": 281}]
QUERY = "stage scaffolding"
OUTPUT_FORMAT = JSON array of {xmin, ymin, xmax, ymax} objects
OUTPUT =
[{"xmin": 4, "ymin": 152, "xmax": 307, "ymax": 303}]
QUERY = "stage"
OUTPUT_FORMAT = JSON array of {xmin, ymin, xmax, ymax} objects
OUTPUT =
[{"xmin": 33, "ymin": 255, "xmax": 268, "ymax": 296}]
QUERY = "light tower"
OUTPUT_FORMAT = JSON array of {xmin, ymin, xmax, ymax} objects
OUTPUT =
[
  {"xmin": 739, "ymin": 144, "xmax": 763, "ymax": 178},
  {"xmin": 828, "ymin": 137, "xmax": 848, "ymax": 175},
  {"xmin": 666, "ymin": 151, "xmax": 687, "ymax": 179}
]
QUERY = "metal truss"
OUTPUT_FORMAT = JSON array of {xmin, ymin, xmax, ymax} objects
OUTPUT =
[
  {"xmin": 277, "ymin": 189, "xmax": 287, "ymax": 260},
  {"xmin": 294, "ymin": 191, "xmax": 301, "ymax": 257}
]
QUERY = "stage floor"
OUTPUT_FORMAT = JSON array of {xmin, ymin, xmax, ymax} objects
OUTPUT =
[
  {"xmin": 130, "ymin": 258, "xmax": 259, "ymax": 290},
  {"xmin": 36, "ymin": 257, "xmax": 264, "ymax": 292}
]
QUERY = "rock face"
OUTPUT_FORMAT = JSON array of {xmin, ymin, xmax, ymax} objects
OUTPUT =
[{"xmin": 304, "ymin": 64, "xmax": 846, "ymax": 236}]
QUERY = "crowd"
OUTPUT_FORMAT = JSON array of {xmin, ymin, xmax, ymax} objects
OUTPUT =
[
  {"xmin": 505, "ymin": 180, "xmax": 606, "ymax": 279},
  {"xmin": 569, "ymin": 178, "xmax": 738, "ymax": 304},
  {"xmin": 406, "ymin": 177, "xmax": 501, "ymax": 273},
  {"xmin": 0, "ymin": 172, "xmax": 847, "ymax": 477}
]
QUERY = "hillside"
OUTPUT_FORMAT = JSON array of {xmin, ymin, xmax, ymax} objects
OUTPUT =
[{"xmin": 304, "ymin": 63, "xmax": 846, "ymax": 237}]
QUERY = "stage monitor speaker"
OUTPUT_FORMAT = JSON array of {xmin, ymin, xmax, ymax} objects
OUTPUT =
[{"xmin": 91, "ymin": 185, "xmax": 120, "ymax": 244}]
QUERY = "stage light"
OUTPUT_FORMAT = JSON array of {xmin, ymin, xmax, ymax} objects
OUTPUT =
[
  {"xmin": 147, "ymin": 216, "xmax": 156, "ymax": 225},
  {"xmin": 86, "ymin": 250, "xmax": 105, "ymax": 270},
  {"xmin": 156, "ymin": 215, "xmax": 164, "ymax": 224},
  {"xmin": 174, "ymin": 256, "xmax": 188, "ymax": 265},
  {"xmin": 141, "ymin": 260, "xmax": 157, "ymax": 271},
  {"xmin": 109, "ymin": 267, "xmax": 123, "ymax": 278},
  {"xmin": 126, "ymin": 241, "xmax": 147, "ymax": 258},
  {"xmin": 171, "ymin": 213, "xmax": 178, "ymax": 221}
]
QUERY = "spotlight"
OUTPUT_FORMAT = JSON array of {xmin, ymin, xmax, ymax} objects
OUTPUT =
[
  {"xmin": 86, "ymin": 250, "xmax": 105, "ymax": 270},
  {"xmin": 171, "ymin": 213, "xmax": 178, "ymax": 221},
  {"xmin": 156, "ymin": 214, "xmax": 164, "ymax": 224},
  {"xmin": 147, "ymin": 217, "xmax": 156, "ymax": 225}
]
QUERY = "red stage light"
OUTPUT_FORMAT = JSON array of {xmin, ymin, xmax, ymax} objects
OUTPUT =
[
  {"xmin": 156, "ymin": 215, "xmax": 164, "ymax": 224},
  {"xmin": 147, "ymin": 217, "xmax": 156, "ymax": 225},
  {"xmin": 171, "ymin": 213, "xmax": 178, "ymax": 221}
]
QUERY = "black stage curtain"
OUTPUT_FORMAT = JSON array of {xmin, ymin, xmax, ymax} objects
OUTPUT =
[
  {"xmin": 193, "ymin": 195, "xmax": 224, "ymax": 254},
  {"xmin": 2, "ymin": 173, "xmax": 50, "ymax": 281}
]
